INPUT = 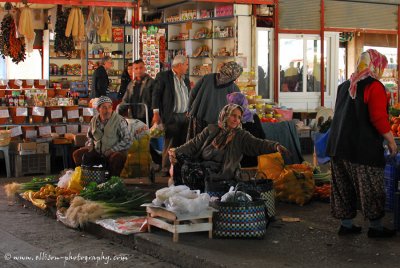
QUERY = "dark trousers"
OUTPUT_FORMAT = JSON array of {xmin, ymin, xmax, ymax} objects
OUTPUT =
[
  {"xmin": 73, "ymin": 146, "xmax": 127, "ymax": 177},
  {"xmin": 162, "ymin": 113, "xmax": 188, "ymax": 171}
]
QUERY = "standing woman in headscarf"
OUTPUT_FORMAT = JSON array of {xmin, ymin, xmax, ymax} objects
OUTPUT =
[
  {"xmin": 326, "ymin": 49, "xmax": 397, "ymax": 238},
  {"xmin": 226, "ymin": 92, "xmax": 266, "ymax": 167},
  {"xmin": 186, "ymin": 61, "xmax": 243, "ymax": 141},
  {"xmin": 169, "ymin": 104, "xmax": 288, "ymax": 190}
]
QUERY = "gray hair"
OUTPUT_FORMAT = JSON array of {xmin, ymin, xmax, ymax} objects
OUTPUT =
[
  {"xmin": 101, "ymin": 56, "xmax": 112, "ymax": 65},
  {"xmin": 172, "ymin": 55, "xmax": 187, "ymax": 67}
]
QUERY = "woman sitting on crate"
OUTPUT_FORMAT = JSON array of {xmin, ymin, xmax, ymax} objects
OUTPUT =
[
  {"xmin": 168, "ymin": 103, "xmax": 288, "ymax": 191},
  {"xmin": 326, "ymin": 49, "xmax": 397, "ymax": 238},
  {"xmin": 73, "ymin": 96, "xmax": 133, "ymax": 177}
]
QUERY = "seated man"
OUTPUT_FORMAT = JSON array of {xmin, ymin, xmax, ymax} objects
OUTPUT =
[{"xmin": 73, "ymin": 96, "xmax": 133, "ymax": 177}]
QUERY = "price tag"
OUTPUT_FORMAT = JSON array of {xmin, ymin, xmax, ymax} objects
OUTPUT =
[
  {"xmin": 32, "ymin": 107, "xmax": 45, "ymax": 116},
  {"xmin": 81, "ymin": 124, "xmax": 90, "ymax": 134},
  {"xmin": 26, "ymin": 79, "xmax": 34, "ymax": 86},
  {"xmin": 15, "ymin": 79, "xmax": 23, "ymax": 87},
  {"xmin": 67, "ymin": 110, "xmax": 79, "ymax": 119},
  {"xmin": 67, "ymin": 125, "xmax": 79, "ymax": 134},
  {"xmin": 25, "ymin": 130, "xmax": 37, "ymax": 139},
  {"xmin": 10, "ymin": 126, "xmax": 22, "ymax": 137},
  {"xmin": 38, "ymin": 126, "xmax": 51, "ymax": 136},
  {"xmin": 55, "ymin": 126, "xmax": 66, "ymax": 135},
  {"xmin": 16, "ymin": 107, "xmax": 28, "ymax": 116},
  {"xmin": 0, "ymin": 109, "xmax": 9, "ymax": 118},
  {"xmin": 51, "ymin": 109, "xmax": 63, "ymax": 119},
  {"xmin": 39, "ymin": 80, "xmax": 47, "ymax": 86},
  {"xmin": 82, "ymin": 108, "xmax": 94, "ymax": 116}
]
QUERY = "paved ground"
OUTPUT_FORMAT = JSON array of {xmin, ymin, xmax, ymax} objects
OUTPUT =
[
  {"xmin": 0, "ymin": 177, "xmax": 176, "ymax": 268},
  {"xmin": 0, "ymin": 170, "xmax": 399, "ymax": 267}
]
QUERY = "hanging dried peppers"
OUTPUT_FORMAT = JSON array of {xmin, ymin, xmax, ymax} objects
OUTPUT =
[
  {"xmin": 0, "ymin": 14, "xmax": 26, "ymax": 64},
  {"xmin": 54, "ymin": 5, "xmax": 75, "ymax": 59}
]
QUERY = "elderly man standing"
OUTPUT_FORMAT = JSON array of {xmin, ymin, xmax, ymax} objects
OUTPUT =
[
  {"xmin": 91, "ymin": 56, "xmax": 113, "ymax": 98},
  {"xmin": 118, "ymin": 59, "xmax": 157, "ymax": 125},
  {"xmin": 152, "ymin": 55, "xmax": 190, "ymax": 176},
  {"xmin": 73, "ymin": 96, "xmax": 133, "ymax": 177}
]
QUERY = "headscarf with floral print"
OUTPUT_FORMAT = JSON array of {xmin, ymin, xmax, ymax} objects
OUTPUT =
[
  {"xmin": 216, "ymin": 61, "xmax": 243, "ymax": 86},
  {"xmin": 211, "ymin": 104, "xmax": 243, "ymax": 149},
  {"xmin": 348, "ymin": 49, "xmax": 388, "ymax": 99}
]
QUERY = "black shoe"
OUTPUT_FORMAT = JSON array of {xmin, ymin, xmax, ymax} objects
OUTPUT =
[
  {"xmin": 368, "ymin": 227, "xmax": 396, "ymax": 238},
  {"xmin": 338, "ymin": 225, "xmax": 362, "ymax": 236}
]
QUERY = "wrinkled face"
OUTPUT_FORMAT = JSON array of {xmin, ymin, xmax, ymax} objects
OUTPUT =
[
  {"xmin": 227, "ymin": 108, "xmax": 242, "ymax": 130},
  {"xmin": 133, "ymin": 62, "xmax": 146, "ymax": 79},
  {"xmin": 104, "ymin": 60, "xmax": 113, "ymax": 70},
  {"xmin": 98, "ymin": 102, "xmax": 113, "ymax": 121},
  {"xmin": 175, "ymin": 59, "xmax": 189, "ymax": 76},
  {"xmin": 127, "ymin": 65, "xmax": 133, "ymax": 78}
]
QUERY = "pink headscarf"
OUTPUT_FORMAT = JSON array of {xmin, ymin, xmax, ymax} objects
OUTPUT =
[{"xmin": 348, "ymin": 49, "xmax": 388, "ymax": 99}]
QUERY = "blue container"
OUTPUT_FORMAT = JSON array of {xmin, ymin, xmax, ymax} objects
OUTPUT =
[
  {"xmin": 150, "ymin": 137, "xmax": 164, "ymax": 152},
  {"xmin": 394, "ymin": 192, "xmax": 400, "ymax": 231},
  {"xmin": 384, "ymin": 153, "xmax": 400, "ymax": 211}
]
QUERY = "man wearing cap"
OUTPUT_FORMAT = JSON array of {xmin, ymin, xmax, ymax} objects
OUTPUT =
[{"xmin": 72, "ymin": 96, "xmax": 133, "ymax": 176}]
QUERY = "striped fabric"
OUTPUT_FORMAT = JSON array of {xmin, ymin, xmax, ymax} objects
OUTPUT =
[{"xmin": 172, "ymin": 72, "xmax": 189, "ymax": 113}]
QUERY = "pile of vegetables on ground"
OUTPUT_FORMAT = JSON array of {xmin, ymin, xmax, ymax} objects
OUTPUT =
[{"xmin": 4, "ymin": 173, "xmax": 150, "ymax": 227}]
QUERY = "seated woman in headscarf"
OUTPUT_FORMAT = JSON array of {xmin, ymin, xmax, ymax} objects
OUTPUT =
[
  {"xmin": 169, "ymin": 104, "xmax": 288, "ymax": 191},
  {"xmin": 226, "ymin": 92, "xmax": 266, "ymax": 167},
  {"xmin": 186, "ymin": 61, "xmax": 243, "ymax": 141}
]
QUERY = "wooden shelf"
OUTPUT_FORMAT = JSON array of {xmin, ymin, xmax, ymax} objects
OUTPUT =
[
  {"xmin": 166, "ymin": 16, "xmax": 234, "ymax": 25},
  {"xmin": 49, "ymin": 57, "xmax": 82, "ymax": 60}
]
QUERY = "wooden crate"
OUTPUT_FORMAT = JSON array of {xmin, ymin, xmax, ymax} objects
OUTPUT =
[{"xmin": 146, "ymin": 206, "xmax": 215, "ymax": 242}]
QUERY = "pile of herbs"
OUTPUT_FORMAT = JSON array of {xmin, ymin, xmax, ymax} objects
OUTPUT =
[{"xmin": 79, "ymin": 177, "xmax": 150, "ymax": 216}]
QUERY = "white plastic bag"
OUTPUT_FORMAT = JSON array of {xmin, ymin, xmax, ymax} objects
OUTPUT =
[{"xmin": 57, "ymin": 169, "xmax": 75, "ymax": 188}]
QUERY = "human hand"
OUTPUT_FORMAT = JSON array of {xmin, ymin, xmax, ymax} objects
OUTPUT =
[
  {"xmin": 388, "ymin": 141, "xmax": 398, "ymax": 157},
  {"xmin": 276, "ymin": 144, "xmax": 290, "ymax": 156},
  {"xmin": 168, "ymin": 148, "xmax": 177, "ymax": 165}
]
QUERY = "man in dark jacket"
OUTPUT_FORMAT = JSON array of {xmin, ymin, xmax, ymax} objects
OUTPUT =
[
  {"xmin": 152, "ymin": 55, "xmax": 190, "ymax": 176},
  {"xmin": 91, "ymin": 56, "xmax": 113, "ymax": 98},
  {"xmin": 118, "ymin": 59, "xmax": 156, "ymax": 125}
]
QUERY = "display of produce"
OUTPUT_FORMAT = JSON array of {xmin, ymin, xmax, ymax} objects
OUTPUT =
[
  {"xmin": 54, "ymin": 6, "xmax": 75, "ymax": 59},
  {"xmin": 4, "ymin": 177, "xmax": 58, "ymax": 198},
  {"xmin": 65, "ymin": 7, "xmax": 85, "ymax": 40},
  {"xmin": 0, "ymin": 14, "xmax": 26, "ymax": 64}
]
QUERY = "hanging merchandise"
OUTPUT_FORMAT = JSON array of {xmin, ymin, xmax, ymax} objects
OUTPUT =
[
  {"xmin": 86, "ymin": 7, "xmax": 97, "ymax": 43},
  {"xmin": 140, "ymin": 26, "xmax": 165, "ymax": 78},
  {"xmin": 0, "ymin": 14, "xmax": 26, "ymax": 64},
  {"xmin": 65, "ymin": 7, "xmax": 85, "ymax": 41},
  {"xmin": 18, "ymin": 6, "xmax": 35, "ymax": 53},
  {"xmin": 97, "ymin": 8, "xmax": 112, "ymax": 42},
  {"xmin": 54, "ymin": 5, "xmax": 75, "ymax": 59}
]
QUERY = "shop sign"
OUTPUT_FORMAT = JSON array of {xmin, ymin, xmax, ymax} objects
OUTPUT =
[
  {"xmin": 51, "ymin": 109, "xmax": 63, "ymax": 119},
  {"xmin": 67, "ymin": 125, "xmax": 79, "ymax": 134},
  {"xmin": 10, "ymin": 126, "xmax": 22, "ymax": 137},
  {"xmin": 55, "ymin": 126, "xmax": 66, "ymax": 135},
  {"xmin": 25, "ymin": 130, "xmax": 37, "ymax": 139},
  {"xmin": 32, "ymin": 107, "xmax": 45, "ymax": 116},
  {"xmin": 16, "ymin": 107, "xmax": 28, "ymax": 116},
  {"xmin": 83, "ymin": 108, "xmax": 94, "ymax": 116},
  {"xmin": 15, "ymin": 80, "xmax": 23, "ymax": 87},
  {"xmin": 38, "ymin": 126, "xmax": 51, "ymax": 136},
  {"xmin": 0, "ymin": 109, "xmax": 9, "ymax": 118},
  {"xmin": 67, "ymin": 110, "xmax": 79, "ymax": 119}
]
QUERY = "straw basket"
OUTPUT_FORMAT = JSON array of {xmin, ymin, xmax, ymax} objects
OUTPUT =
[{"xmin": 0, "ymin": 130, "xmax": 11, "ymax": 147}]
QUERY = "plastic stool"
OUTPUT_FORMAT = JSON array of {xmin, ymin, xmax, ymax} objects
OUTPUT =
[{"xmin": 0, "ymin": 145, "xmax": 11, "ymax": 178}]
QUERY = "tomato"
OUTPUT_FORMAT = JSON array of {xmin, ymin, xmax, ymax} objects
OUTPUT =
[
  {"xmin": 392, "ymin": 124, "xmax": 399, "ymax": 131},
  {"xmin": 394, "ymin": 118, "xmax": 400, "ymax": 125},
  {"xmin": 261, "ymin": 117, "xmax": 268, "ymax": 123}
]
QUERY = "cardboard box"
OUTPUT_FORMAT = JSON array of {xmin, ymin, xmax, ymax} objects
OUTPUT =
[
  {"xmin": 297, "ymin": 127, "xmax": 311, "ymax": 138},
  {"xmin": 36, "ymin": 142, "xmax": 49, "ymax": 154},
  {"xmin": 10, "ymin": 141, "xmax": 37, "ymax": 155}
]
